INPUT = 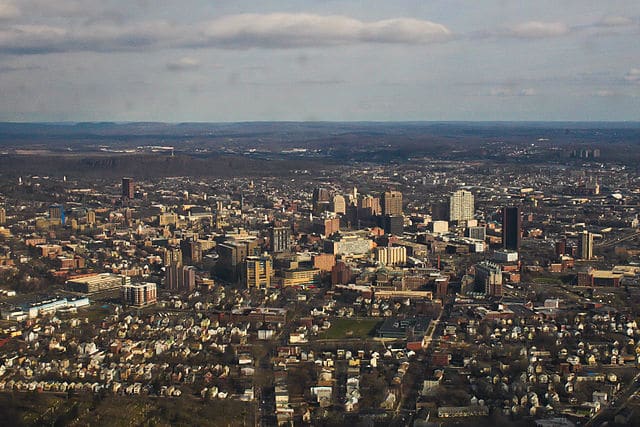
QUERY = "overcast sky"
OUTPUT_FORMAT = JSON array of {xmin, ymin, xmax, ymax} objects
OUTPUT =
[{"xmin": 0, "ymin": 0, "xmax": 638, "ymax": 122}]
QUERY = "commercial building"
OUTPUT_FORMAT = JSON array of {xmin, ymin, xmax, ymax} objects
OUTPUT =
[
  {"xmin": 122, "ymin": 282, "xmax": 157, "ymax": 307},
  {"xmin": 449, "ymin": 190, "xmax": 474, "ymax": 222},
  {"xmin": 323, "ymin": 235, "xmax": 372, "ymax": 256},
  {"xmin": 475, "ymin": 261, "xmax": 503, "ymax": 297},
  {"xmin": 579, "ymin": 231, "xmax": 594, "ymax": 260},
  {"xmin": 166, "ymin": 264, "xmax": 196, "ymax": 292},
  {"xmin": 122, "ymin": 177, "xmax": 135, "ymax": 200},
  {"xmin": 313, "ymin": 217, "xmax": 340, "ymax": 236},
  {"xmin": 49, "ymin": 204, "xmax": 65, "ymax": 225},
  {"xmin": 244, "ymin": 255, "xmax": 273, "ymax": 289},
  {"xmin": 502, "ymin": 206, "xmax": 522, "ymax": 251},
  {"xmin": 375, "ymin": 246, "xmax": 407, "ymax": 266},
  {"xmin": 331, "ymin": 194, "xmax": 346, "ymax": 215},
  {"xmin": 270, "ymin": 226, "xmax": 291, "ymax": 253},
  {"xmin": 466, "ymin": 226, "xmax": 486, "ymax": 241},
  {"xmin": 381, "ymin": 190, "xmax": 403, "ymax": 216},
  {"xmin": 66, "ymin": 273, "xmax": 129, "ymax": 293},
  {"xmin": 279, "ymin": 267, "xmax": 321, "ymax": 288},
  {"xmin": 217, "ymin": 238, "xmax": 259, "ymax": 282},
  {"xmin": 493, "ymin": 249, "xmax": 518, "ymax": 263},
  {"xmin": 382, "ymin": 215, "xmax": 404, "ymax": 236}
]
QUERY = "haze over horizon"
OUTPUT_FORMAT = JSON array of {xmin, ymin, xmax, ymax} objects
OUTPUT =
[{"xmin": 0, "ymin": 0, "xmax": 638, "ymax": 122}]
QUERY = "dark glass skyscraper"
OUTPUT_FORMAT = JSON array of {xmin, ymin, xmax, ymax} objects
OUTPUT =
[{"xmin": 502, "ymin": 206, "xmax": 521, "ymax": 251}]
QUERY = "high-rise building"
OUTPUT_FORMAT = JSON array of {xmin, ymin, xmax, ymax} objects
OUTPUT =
[
  {"xmin": 182, "ymin": 266, "xmax": 196, "ymax": 292},
  {"xmin": 164, "ymin": 247, "xmax": 183, "ymax": 267},
  {"xmin": 475, "ymin": 261, "xmax": 503, "ymax": 297},
  {"xmin": 270, "ymin": 226, "xmax": 291, "ymax": 253},
  {"xmin": 49, "ymin": 204, "xmax": 65, "ymax": 225},
  {"xmin": 449, "ymin": 190, "xmax": 474, "ymax": 222},
  {"xmin": 122, "ymin": 177, "xmax": 135, "ymax": 200},
  {"xmin": 331, "ymin": 194, "xmax": 346, "ymax": 215},
  {"xmin": 375, "ymin": 246, "xmax": 407, "ymax": 266},
  {"xmin": 216, "ymin": 239, "xmax": 259, "ymax": 283},
  {"xmin": 181, "ymin": 239, "xmax": 202, "ymax": 264},
  {"xmin": 358, "ymin": 196, "xmax": 381, "ymax": 219},
  {"xmin": 122, "ymin": 282, "xmax": 157, "ymax": 307},
  {"xmin": 382, "ymin": 215, "xmax": 404, "ymax": 236},
  {"xmin": 579, "ymin": 231, "xmax": 594, "ymax": 260},
  {"xmin": 502, "ymin": 206, "xmax": 522, "ymax": 251},
  {"xmin": 0, "ymin": 207, "xmax": 5, "ymax": 225},
  {"xmin": 313, "ymin": 217, "xmax": 340, "ymax": 236},
  {"xmin": 244, "ymin": 254, "xmax": 273, "ymax": 289},
  {"xmin": 312, "ymin": 187, "xmax": 331, "ymax": 214},
  {"xmin": 381, "ymin": 190, "xmax": 403, "ymax": 216},
  {"xmin": 331, "ymin": 261, "xmax": 352, "ymax": 286},
  {"xmin": 165, "ymin": 263, "xmax": 196, "ymax": 292},
  {"xmin": 86, "ymin": 210, "xmax": 96, "ymax": 225}
]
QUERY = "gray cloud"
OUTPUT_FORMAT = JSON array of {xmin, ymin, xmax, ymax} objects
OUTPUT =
[
  {"xmin": 506, "ymin": 21, "xmax": 569, "ymax": 39},
  {"xmin": 597, "ymin": 16, "xmax": 635, "ymax": 27},
  {"xmin": 166, "ymin": 57, "xmax": 201, "ymax": 71},
  {"xmin": 488, "ymin": 87, "xmax": 537, "ymax": 97},
  {"xmin": 625, "ymin": 68, "xmax": 640, "ymax": 83}
]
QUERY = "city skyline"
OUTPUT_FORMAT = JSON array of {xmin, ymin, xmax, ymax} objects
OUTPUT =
[{"xmin": 0, "ymin": 1, "xmax": 638, "ymax": 122}]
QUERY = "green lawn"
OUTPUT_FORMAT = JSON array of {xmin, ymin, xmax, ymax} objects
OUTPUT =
[
  {"xmin": 318, "ymin": 318, "xmax": 382, "ymax": 340},
  {"xmin": 532, "ymin": 276, "xmax": 563, "ymax": 285}
]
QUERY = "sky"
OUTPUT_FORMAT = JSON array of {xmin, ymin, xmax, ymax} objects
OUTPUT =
[{"xmin": 0, "ymin": 0, "xmax": 638, "ymax": 122}]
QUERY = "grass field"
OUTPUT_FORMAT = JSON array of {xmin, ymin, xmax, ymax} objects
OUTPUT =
[
  {"xmin": 532, "ymin": 276, "xmax": 563, "ymax": 285},
  {"xmin": 318, "ymin": 318, "xmax": 382, "ymax": 340}
]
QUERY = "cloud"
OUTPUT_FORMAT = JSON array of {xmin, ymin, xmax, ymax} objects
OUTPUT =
[
  {"xmin": 0, "ymin": 64, "xmax": 42, "ymax": 73},
  {"xmin": 489, "ymin": 87, "xmax": 537, "ymax": 97},
  {"xmin": 0, "ymin": 13, "xmax": 452, "ymax": 54},
  {"xmin": 166, "ymin": 57, "xmax": 201, "ymax": 71},
  {"xmin": 625, "ymin": 68, "xmax": 640, "ymax": 83},
  {"xmin": 0, "ymin": 1, "xmax": 18, "ymax": 19},
  {"xmin": 597, "ymin": 16, "xmax": 634, "ymax": 27},
  {"xmin": 593, "ymin": 90, "xmax": 617, "ymax": 97},
  {"xmin": 506, "ymin": 21, "xmax": 569, "ymax": 38},
  {"xmin": 192, "ymin": 13, "xmax": 453, "ymax": 48}
]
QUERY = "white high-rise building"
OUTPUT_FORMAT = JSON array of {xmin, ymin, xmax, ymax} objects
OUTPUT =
[
  {"xmin": 449, "ymin": 190, "xmax": 474, "ymax": 222},
  {"xmin": 375, "ymin": 246, "xmax": 407, "ymax": 266}
]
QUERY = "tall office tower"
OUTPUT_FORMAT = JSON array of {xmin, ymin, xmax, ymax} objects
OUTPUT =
[
  {"xmin": 122, "ymin": 177, "xmax": 135, "ymax": 200},
  {"xmin": 49, "ymin": 204, "xmax": 65, "ymax": 225},
  {"xmin": 312, "ymin": 187, "xmax": 331, "ymax": 214},
  {"xmin": 349, "ymin": 187, "xmax": 358, "ymax": 205},
  {"xmin": 0, "ymin": 207, "xmax": 5, "ymax": 225},
  {"xmin": 381, "ymin": 190, "xmax": 403, "ymax": 216},
  {"xmin": 331, "ymin": 194, "xmax": 346, "ymax": 215},
  {"xmin": 449, "ymin": 190, "xmax": 474, "ymax": 222},
  {"xmin": 502, "ymin": 206, "xmax": 522, "ymax": 251},
  {"xmin": 475, "ymin": 261, "xmax": 503, "ymax": 297},
  {"xmin": 270, "ymin": 226, "xmax": 291, "ymax": 253},
  {"xmin": 244, "ymin": 254, "xmax": 273, "ymax": 289},
  {"xmin": 579, "ymin": 231, "xmax": 594, "ymax": 260},
  {"xmin": 359, "ymin": 196, "xmax": 381, "ymax": 217},
  {"xmin": 86, "ymin": 210, "xmax": 96, "ymax": 225},
  {"xmin": 382, "ymin": 215, "xmax": 404, "ymax": 236},
  {"xmin": 181, "ymin": 239, "xmax": 202, "ymax": 264}
]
